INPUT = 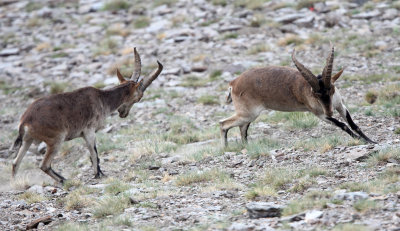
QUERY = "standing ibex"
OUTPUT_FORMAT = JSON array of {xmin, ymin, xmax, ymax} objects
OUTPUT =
[
  {"xmin": 220, "ymin": 45, "xmax": 375, "ymax": 146},
  {"xmin": 11, "ymin": 48, "xmax": 163, "ymax": 184}
]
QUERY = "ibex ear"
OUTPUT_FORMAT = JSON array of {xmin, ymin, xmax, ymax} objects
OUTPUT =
[
  {"xmin": 135, "ymin": 78, "xmax": 144, "ymax": 90},
  {"xmin": 116, "ymin": 69, "xmax": 126, "ymax": 84},
  {"xmin": 332, "ymin": 68, "xmax": 344, "ymax": 83}
]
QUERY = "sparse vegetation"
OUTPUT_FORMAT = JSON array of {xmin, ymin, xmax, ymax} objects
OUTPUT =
[
  {"xmin": 247, "ymin": 44, "xmax": 270, "ymax": 54},
  {"xmin": 180, "ymin": 74, "xmax": 213, "ymax": 88},
  {"xmin": 92, "ymin": 194, "xmax": 131, "ymax": 218},
  {"xmin": 295, "ymin": 134, "xmax": 360, "ymax": 152},
  {"xmin": 93, "ymin": 38, "xmax": 118, "ymax": 56},
  {"xmin": 104, "ymin": 178, "xmax": 132, "ymax": 195},
  {"xmin": 103, "ymin": 0, "xmax": 131, "ymax": 11},
  {"xmin": 282, "ymin": 190, "xmax": 332, "ymax": 216},
  {"xmin": 353, "ymin": 199, "xmax": 379, "ymax": 213},
  {"xmin": 197, "ymin": 95, "xmax": 219, "ymax": 105},
  {"xmin": 175, "ymin": 168, "xmax": 232, "ymax": 186},
  {"xmin": 223, "ymin": 33, "xmax": 239, "ymax": 39},
  {"xmin": 134, "ymin": 16, "xmax": 150, "ymax": 29},
  {"xmin": 367, "ymin": 147, "xmax": 400, "ymax": 166},
  {"xmin": 19, "ymin": 191, "xmax": 47, "ymax": 204},
  {"xmin": 247, "ymin": 166, "xmax": 328, "ymax": 199},
  {"xmin": 332, "ymin": 223, "xmax": 372, "ymax": 231},
  {"xmin": 296, "ymin": 0, "xmax": 324, "ymax": 10},
  {"xmin": 263, "ymin": 111, "xmax": 319, "ymax": 129},
  {"xmin": 234, "ymin": 0, "xmax": 268, "ymax": 10},
  {"xmin": 49, "ymin": 82, "xmax": 69, "ymax": 94},
  {"xmin": 278, "ymin": 34, "xmax": 304, "ymax": 46}
]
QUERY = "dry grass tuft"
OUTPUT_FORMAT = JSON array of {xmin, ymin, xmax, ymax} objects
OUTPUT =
[
  {"xmin": 278, "ymin": 34, "xmax": 304, "ymax": 46},
  {"xmin": 19, "ymin": 191, "xmax": 47, "ymax": 204}
]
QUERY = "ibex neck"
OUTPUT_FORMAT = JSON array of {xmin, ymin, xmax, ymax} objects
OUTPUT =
[{"xmin": 100, "ymin": 84, "xmax": 130, "ymax": 113}]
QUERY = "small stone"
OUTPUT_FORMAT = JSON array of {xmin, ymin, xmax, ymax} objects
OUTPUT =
[
  {"xmin": 37, "ymin": 142, "xmax": 47, "ymax": 154},
  {"xmin": 191, "ymin": 66, "xmax": 207, "ymax": 72},
  {"xmin": 28, "ymin": 185, "xmax": 44, "ymax": 194},
  {"xmin": 218, "ymin": 25, "xmax": 242, "ymax": 32},
  {"xmin": 351, "ymin": 10, "xmax": 381, "ymax": 19},
  {"xmin": 228, "ymin": 222, "xmax": 255, "ymax": 231},
  {"xmin": 305, "ymin": 210, "xmax": 323, "ymax": 223},
  {"xmin": 245, "ymin": 202, "xmax": 282, "ymax": 218},
  {"xmin": 0, "ymin": 48, "xmax": 19, "ymax": 56}
]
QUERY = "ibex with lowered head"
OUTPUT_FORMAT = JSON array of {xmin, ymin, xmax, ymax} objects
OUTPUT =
[
  {"xmin": 11, "ymin": 48, "xmax": 163, "ymax": 184},
  {"xmin": 220, "ymin": 45, "xmax": 375, "ymax": 146}
]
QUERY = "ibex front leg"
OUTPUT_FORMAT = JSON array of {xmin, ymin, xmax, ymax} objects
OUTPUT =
[
  {"xmin": 336, "ymin": 108, "xmax": 376, "ymax": 144},
  {"xmin": 318, "ymin": 115, "xmax": 360, "ymax": 140},
  {"xmin": 83, "ymin": 130, "xmax": 105, "ymax": 178}
]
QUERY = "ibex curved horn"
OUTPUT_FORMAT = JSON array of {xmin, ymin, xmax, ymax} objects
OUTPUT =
[
  {"xmin": 139, "ymin": 61, "xmax": 163, "ymax": 91},
  {"xmin": 322, "ymin": 44, "xmax": 334, "ymax": 88},
  {"xmin": 130, "ymin": 47, "xmax": 141, "ymax": 82},
  {"xmin": 291, "ymin": 49, "xmax": 320, "ymax": 92}
]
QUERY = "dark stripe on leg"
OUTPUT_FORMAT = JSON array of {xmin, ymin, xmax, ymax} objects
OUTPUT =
[
  {"xmin": 94, "ymin": 144, "xmax": 104, "ymax": 177},
  {"xmin": 345, "ymin": 111, "xmax": 376, "ymax": 144},
  {"xmin": 326, "ymin": 117, "xmax": 360, "ymax": 139}
]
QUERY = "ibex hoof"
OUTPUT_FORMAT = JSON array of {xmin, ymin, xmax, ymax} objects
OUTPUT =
[{"xmin": 94, "ymin": 171, "xmax": 106, "ymax": 179}]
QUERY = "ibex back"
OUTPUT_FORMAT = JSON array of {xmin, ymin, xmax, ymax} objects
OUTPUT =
[
  {"xmin": 220, "ymin": 45, "xmax": 375, "ymax": 146},
  {"xmin": 11, "ymin": 48, "xmax": 163, "ymax": 184}
]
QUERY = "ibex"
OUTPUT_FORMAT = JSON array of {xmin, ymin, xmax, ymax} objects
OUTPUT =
[
  {"xmin": 11, "ymin": 48, "xmax": 163, "ymax": 184},
  {"xmin": 220, "ymin": 45, "xmax": 375, "ymax": 146}
]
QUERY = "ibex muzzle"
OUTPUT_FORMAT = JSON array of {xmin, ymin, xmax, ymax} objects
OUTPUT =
[
  {"xmin": 10, "ymin": 48, "xmax": 163, "ymax": 184},
  {"xmin": 220, "ymin": 44, "xmax": 376, "ymax": 146}
]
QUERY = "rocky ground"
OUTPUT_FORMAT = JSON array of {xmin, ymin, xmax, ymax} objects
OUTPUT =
[{"xmin": 0, "ymin": 0, "xmax": 399, "ymax": 230}]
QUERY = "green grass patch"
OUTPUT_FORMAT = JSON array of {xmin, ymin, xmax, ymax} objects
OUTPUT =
[
  {"xmin": 56, "ymin": 222, "xmax": 89, "ymax": 231},
  {"xmin": 197, "ymin": 95, "xmax": 219, "ymax": 105},
  {"xmin": 180, "ymin": 75, "xmax": 209, "ymax": 88},
  {"xmin": 134, "ymin": 16, "xmax": 150, "ymax": 29},
  {"xmin": 244, "ymin": 138, "xmax": 281, "ymax": 159},
  {"xmin": 223, "ymin": 33, "xmax": 239, "ymax": 40},
  {"xmin": 296, "ymin": 0, "xmax": 324, "ymax": 10},
  {"xmin": 342, "ymin": 73, "xmax": 399, "ymax": 84},
  {"xmin": 367, "ymin": 147, "xmax": 400, "ymax": 166},
  {"xmin": 295, "ymin": 134, "xmax": 361, "ymax": 152},
  {"xmin": 339, "ymin": 166, "xmax": 400, "ymax": 194},
  {"xmin": 246, "ymin": 166, "xmax": 328, "ymax": 199},
  {"xmin": 264, "ymin": 111, "xmax": 319, "ymax": 129},
  {"xmin": 175, "ymin": 168, "xmax": 231, "ymax": 186},
  {"xmin": 234, "ymin": 0, "xmax": 268, "ymax": 10},
  {"xmin": 103, "ymin": 0, "xmax": 131, "ymax": 11},
  {"xmin": 104, "ymin": 178, "xmax": 132, "ymax": 195},
  {"xmin": 92, "ymin": 194, "xmax": 131, "ymax": 218},
  {"xmin": 247, "ymin": 44, "xmax": 270, "ymax": 54},
  {"xmin": 353, "ymin": 199, "xmax": 379, "ymax": 213},
  {"xmin": 332, "ymin": 223, "xmax": 372, "ymax": 231},
  {"xmin": 282, "ymin": 190, "xmax": 332, "ymax": 216},
  {"xmin": 162, "ymin": 116, "xmax": 219, "ymax": 144}
]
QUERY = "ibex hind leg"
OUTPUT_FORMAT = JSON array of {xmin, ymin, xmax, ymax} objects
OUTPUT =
[
  {"xmin": 40, "ymin": 142, "xmax": 66, "ymax": 184},
  {"xmin": 220, "ymin": 114, "xmax": 253, "ymax": 147},
  {"xmin": 83, "ymin": 131, "xmax": 105, "ymax": 179},
  {"xmin": 239, "ymin": 122, "xmax": 251, "ymax": 144},
  {"xmin": 12, "ymin": 138, "xmax": 33, "ymax": 179}
]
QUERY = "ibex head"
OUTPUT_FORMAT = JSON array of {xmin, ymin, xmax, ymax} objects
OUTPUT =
[
  {"xmin": 291, "ymin": 45, "xmax": 344, "ymax": 117},
  {"xmin": 116, "ymin": 48, "xmax": 163, "ymax": 118}
]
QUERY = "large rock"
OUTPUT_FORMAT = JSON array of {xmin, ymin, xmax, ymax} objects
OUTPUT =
[
  {"xmin": 246, "ymin": 202, "xmax": 283, "ymax": 218},
  {"xmin": 333, "ymin": 191, "xmax": 369, "ymax": 201},
  {"xmin": 352, "ymin": 10, "xmax": 381, "ymax": 19},
  {"xmin": 274, "ymin": 14, "xmax": 304, "ymax": 24}
]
